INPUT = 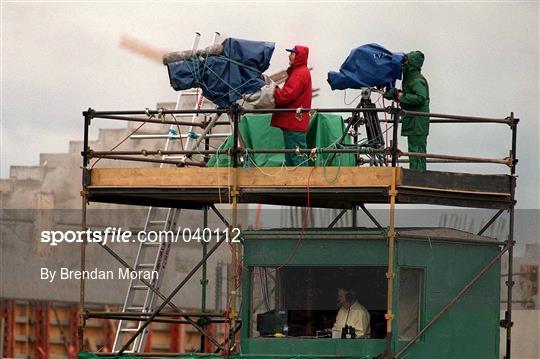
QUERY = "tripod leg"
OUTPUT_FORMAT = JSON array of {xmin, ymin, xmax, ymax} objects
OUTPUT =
[{"xmin": 327, "ymin": 113, "xmax": 358, "ymax": 166}]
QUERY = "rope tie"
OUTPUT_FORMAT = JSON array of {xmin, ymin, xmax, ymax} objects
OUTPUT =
[
  {"xmin": 187, "ymin": 131, "xmax": 199, "ymax": 139},
  {"xmin": 141, "ymin": 149, "xmax": 148, "ymax": 156},
  {"xmin": 145, "ymin": 108, "xmax": 154, "ymax": 119},
  {"xmin": 309, "ymin": 148, "xmax": 318, "ymax": 161},
  {"xmin": 184, "ymin": 55, "xmax": 264, "ymax": 103},
  {"xmin": 295, "ymin": 107, "xmax": 302, "ymax": 121},
  {"xmin": 242, "ymin": 150, "xmax": 252, "ymax": 169}
]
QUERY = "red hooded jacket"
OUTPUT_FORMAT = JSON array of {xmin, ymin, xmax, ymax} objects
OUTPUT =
[{"xmin": 271, "ymin": 45, "xmax": 312, "ymax": 132}]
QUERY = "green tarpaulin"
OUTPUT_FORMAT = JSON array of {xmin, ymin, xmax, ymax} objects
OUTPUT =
[{"xmin": 207, "ymin": 113, "xmax": 356, "ymax": 168}]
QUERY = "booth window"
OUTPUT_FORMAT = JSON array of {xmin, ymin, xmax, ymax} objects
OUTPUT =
[
  {"xmin": 250, "ymin": 266, "xmax": 387, "ymax": 339},
  {"xmin": 398, "ymin": 267, "xmax": 423, "ymax": 341}
]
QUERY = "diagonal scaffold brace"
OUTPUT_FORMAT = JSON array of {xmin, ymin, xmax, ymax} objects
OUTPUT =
[
  {"xmin": 95, "ymin": 242, "xmax": 223, "ymax": 351},
  {"xmin": 117, "ymin": 237, "xmax": 227, "ymax": 355}
]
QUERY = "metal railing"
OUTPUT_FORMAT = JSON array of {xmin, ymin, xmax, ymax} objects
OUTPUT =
[{"xmin": 82, "ymin": 105, "xmax": 518, "ymax": 174}]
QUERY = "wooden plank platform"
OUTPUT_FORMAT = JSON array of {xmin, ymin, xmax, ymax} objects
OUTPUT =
[{"xmin": 86, "ymin": 167, "xmax": 513, "ymax": 209}]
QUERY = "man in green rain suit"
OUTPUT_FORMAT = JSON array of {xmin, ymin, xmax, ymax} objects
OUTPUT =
[{"xmin": 384, "ymin": 51, "xmax": 430, "ymax": 170}]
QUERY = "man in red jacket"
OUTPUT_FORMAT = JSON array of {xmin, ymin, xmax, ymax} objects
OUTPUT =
[{"xmin": 271, "ymin": 45, "xmax": 312, "ymax": 166}]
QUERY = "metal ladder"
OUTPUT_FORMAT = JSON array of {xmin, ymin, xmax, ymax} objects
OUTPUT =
[{"xmin": 113, "ymin": 32, "xmax": 220, "ymax": 353}]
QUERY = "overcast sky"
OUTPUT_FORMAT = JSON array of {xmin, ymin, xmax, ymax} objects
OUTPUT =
[{"xmin": 1, "ymin": 1, "xmax": 538, "ymax": 208}]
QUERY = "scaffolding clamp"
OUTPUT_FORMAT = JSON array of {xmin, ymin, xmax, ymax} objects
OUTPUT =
[
  {"xmin": 309, "ymin": 148, "xmax": 318, "ymax": 161},
  {"xmin": 507, "ymin": 113, "xmax": 519, "ymax": 129},
  {"xmin": 500, "ymin": 311, "xmax": 513, "ymax": 329},
  {"xmin": 81, "ymin": 168, "xmax": 91, "ymax": 187},
  {"xmin": 82, "ymin": 107, "xmax": 95, "ymax": 123},
  {"xmin": 386, "ymin": 106, "xmax": 401, "ymax": 115},
  {"xmin": 508, "ymin": 151, "xmax": 518, "ymax": 168},
  {"xmin": 227, "ymin": 310, "xmax": 238, "ymax": 320},
  {"xmin": 157, "ymin": 107, "xmax": 165, "ymax": 122}
]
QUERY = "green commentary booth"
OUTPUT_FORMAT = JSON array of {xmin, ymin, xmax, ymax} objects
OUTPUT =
[{"xmin": 241, "ymin": 228, "xmax": 502, "ymax": 359}]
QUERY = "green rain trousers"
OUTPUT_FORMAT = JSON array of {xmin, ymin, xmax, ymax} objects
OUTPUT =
[
  {"xmin": 408, "ymin": 135, "xmax": 427, "ymax": 170},
  {"xmin": 283, "ymin": 130, "xmax": 307, "ymax": 166}
]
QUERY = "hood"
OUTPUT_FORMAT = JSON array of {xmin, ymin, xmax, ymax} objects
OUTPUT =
[
  {"xmin": 404, "ymin": 50, "xmax": 424, "ymax": 72},
  {"xmin": 292, "ymin": 45, "xmax": 309, "ymax": 67}
]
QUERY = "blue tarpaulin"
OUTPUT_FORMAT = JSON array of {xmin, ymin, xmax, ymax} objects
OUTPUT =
[
  {"xmin": 327, "ymin": 43, "xmax": 405, "ymax": 90},
  {"xmin": 166, "ymin": 38, "xmax": 275, "ymax": 108}
]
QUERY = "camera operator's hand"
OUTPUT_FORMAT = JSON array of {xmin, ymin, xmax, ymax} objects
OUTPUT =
[
  {"xmin": 383, "ymin": 87, "xmax": 397, "ymax": 101},
  {"xmin": 383, "ymin": 87, "xmax": 403, "ymax": 102}
]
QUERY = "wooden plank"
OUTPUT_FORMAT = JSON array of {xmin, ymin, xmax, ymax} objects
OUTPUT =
[
  {"xmin": 90, "ymin": 167, "xmax": 231, "ymax": 187},
  {"xmin": 237, "ymin": 166, "xmax": 394, "ymax": 187},
  {"xmin": 399, "ymin": 185, "xmax": 510, "ymax": 197},
  {"xmin": 400, "ymin": 169, "xmax": 511, "ymax": 194},
  {"xmin": 90, "ymin": 167, "xmax": 397, "ymax": 188},
  {"xmin": 398, "ymin": 190, "xmax": 511, "ymax": 209}
]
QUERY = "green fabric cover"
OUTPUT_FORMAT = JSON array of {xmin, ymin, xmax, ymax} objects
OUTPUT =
[
  {"xmin": 305, "ymin": 113, "xmax": 355, "ymax": 167},
  {"xmin": 207, "ymin": 114, "xmax": 285, "ymax": 167},
  {"xmin": 207, "ymin": 113, "xmax": 355, "ymax": 167}
]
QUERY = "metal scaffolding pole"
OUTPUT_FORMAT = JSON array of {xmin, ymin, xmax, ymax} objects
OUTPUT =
[
  {"xmin": 327, "ymin": 208, "xmax": 349, "ymax": 228},
  {"xmin": 477, "ymin": 209, "xmax": 505, "ymax": 236},
  {"xmin": 228, "ymin": 104, "xmax": 242, "ymax": 353},
  {"xmin": 200, "ymin": 206, "xmax": 209, "ymax": 352},
  {"xmin": 79, "ymin": 109, "xmax": 91, "ymax": 351},
  {"xmin": 384, "ymin": 167, "xmax": 398, "ymax": 358},
  {"xmin": 391, "ymin": 107, "xmax": 400, "ymax": 167},
  {"xmin": 359, "ymin": 204, "xmax": 383, "ymax": 230},
  {"xmin": 504, "ymin": 112, "xmax": 518, "ymax": 359},
  {"xmin": 78, "ymin": 195, "xmax": 87, "ymax": 352},
  {"xmin": 210, "ymin": 205, "xmax": 245, "ymax": 244}
]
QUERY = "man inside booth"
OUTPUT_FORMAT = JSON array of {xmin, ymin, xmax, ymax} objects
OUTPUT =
[{"xmin": 331, "ymin": 287, "xmax": 371, "ymax": 338}]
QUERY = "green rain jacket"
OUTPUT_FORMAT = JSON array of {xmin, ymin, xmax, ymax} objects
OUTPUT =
[
  {"xmin": 397, "ymin": 51, "xmax": 430, "ymax": 136},
  {"xmin": 400, "ymin": 51, "xmax": 429, "ymax": 136}
]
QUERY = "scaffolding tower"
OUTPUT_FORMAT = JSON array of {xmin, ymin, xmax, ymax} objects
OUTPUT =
[{"xmin": 79, "ymin": 104, "xmax": 518, "ymax": 358}]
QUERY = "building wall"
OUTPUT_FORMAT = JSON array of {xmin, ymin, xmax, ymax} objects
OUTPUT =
[{"xmin": 500, "ymin": 244, "xmax": 540, "ymax": 359}]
